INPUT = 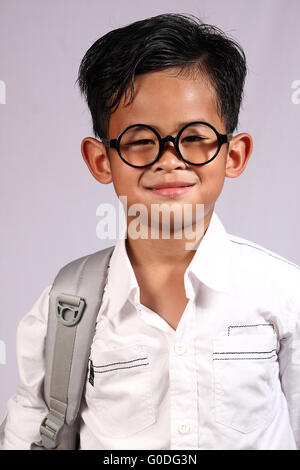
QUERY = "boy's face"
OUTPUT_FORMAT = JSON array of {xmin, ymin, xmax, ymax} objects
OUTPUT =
[{"xmin": 82, "ymin": 68, "xmax": 252, "ymax": 229}]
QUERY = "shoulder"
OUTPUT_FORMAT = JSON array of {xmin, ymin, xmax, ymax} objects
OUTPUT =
[
  {"xmin": 56, "ymin": 245, "xmax": 115, "ymax": 272},
  {"xmin": 16, "ymin": 284, "xmax": 52, "ymax": 345},
  {"xmin": 228, "ymin": 232, "xmax": 300, "ymax": 306}
]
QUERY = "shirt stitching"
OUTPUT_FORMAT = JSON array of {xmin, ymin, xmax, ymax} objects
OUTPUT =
[
  {"xmin": 213, "ymin": 355, "xmax": 276, "ymax": 361},
  {"xmin": 213, "ymin": 348, "xmax": 277, "ymax": 355},
  {"xmin": 94, "ymin": 363, "xmax": 149, "ymax": 373},
  {"xmin": 229, "ymin": 239, "xmax": 300, "ymax": 271},
  {"xmin": 92, "ymin": 357, "xmax": 148, "ymax": 368},
  {"xmin": 227, "ymin": 323, "xmax": 275, "ymax": 336}
]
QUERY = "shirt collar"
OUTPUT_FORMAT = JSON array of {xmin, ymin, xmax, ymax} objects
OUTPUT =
[
  {"xmin": 106, "ymin": 221, "xmax": 140, "ymax": 316},
  {"xmin": 106, "ymin": 210, "xmax": 231, "ymax": 316},
  {"xmin": 184, "ymin": 211, "xmax": 231, "ymax": 297}
]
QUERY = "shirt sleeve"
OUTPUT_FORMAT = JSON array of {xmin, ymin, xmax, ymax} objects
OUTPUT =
[
  {"xmin": 0, "ymin": 285, "xmax": 51, "ymax": 450},
  {"xmin": 278, "ymin": 299, "xmax": 300, "ymax": 450}
]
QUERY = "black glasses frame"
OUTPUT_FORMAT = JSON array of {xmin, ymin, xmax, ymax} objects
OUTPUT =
[{"xmin": 100, "ymin": 121, "xmax": 233, "ymax": 168}]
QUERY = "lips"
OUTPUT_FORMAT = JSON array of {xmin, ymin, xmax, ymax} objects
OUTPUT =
[
  {"xmin": 146, "ymin": 181, "xmax": 196, "ymax": 190},
  {"xmin": 146, "ymin": 181, "xmax": 196, "ymax": 198}
]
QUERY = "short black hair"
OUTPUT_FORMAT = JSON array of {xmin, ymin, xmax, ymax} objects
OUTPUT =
[{"xmin": 76, "ymin": 12, "xmax": 247, "ymax": 141}]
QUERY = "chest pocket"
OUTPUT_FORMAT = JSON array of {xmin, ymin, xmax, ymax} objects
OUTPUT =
[
  {"xmin": 85, "ymin": 344, "xmax": 156, "ymax": 438},
  {"xmin": 212, "ymin": 333, "xmax": 278, "ymax": 434}
]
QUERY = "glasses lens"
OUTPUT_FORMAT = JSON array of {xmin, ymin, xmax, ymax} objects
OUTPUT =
[
  {"xmin": 119, "ymin": 125, "xmax": 159, "ymax": 166},
  {"xmin": 178, "ymin": 123, "xmax": 219, "ymax": 164}
]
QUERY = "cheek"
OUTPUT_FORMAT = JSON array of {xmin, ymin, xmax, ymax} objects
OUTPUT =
[
  {"xmin": 110, "ymin": 163, "xmax": 140, "ymax": 202},
  {"xmin": 112, "ymin": 176, "xmax": 133, "ymax": 199},
  {"xmin": 195, "ymin": 158, "xmax": 226, "ymax": 198}
]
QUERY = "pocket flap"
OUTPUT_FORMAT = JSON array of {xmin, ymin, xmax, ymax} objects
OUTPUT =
[{"xmin": 212, "ymin": 334, "xmax": 278, "ymax": 361}]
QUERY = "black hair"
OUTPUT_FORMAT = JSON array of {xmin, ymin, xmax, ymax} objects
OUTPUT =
[{"xmin": 76, "ymin": 12, "xmax": 247, "ymax": 142}]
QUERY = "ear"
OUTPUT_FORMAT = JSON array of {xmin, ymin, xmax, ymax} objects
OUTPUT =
[
  {"xmin": 225, "ymin": 133, "xmax": 253, "ymax": 178},
  {"xmin": 81, "ymin": 137, "xmax": 112, "ymax": 184}
]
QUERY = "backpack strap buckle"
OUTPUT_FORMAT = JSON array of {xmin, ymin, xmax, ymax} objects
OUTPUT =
[
  {"xmin": 40, "ymin": 412, "xmax": 64, "ymax": 449},
  {"xmin": 56, "ymin": 294, "xmax": 85, "ymax": 327}
]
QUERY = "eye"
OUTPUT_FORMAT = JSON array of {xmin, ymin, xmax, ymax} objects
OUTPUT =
[
  {"xmin": 181, "ymin": 136, "xmax": 205, "ymax": 142},
  {"xmin": 129, "ymin": 139, "xmax": 155, "ymax": 146}
]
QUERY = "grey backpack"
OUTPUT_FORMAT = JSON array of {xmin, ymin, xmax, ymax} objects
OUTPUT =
[{"xmin": 30, "ymin": 245, "xmax": 115, "ymax": 450}]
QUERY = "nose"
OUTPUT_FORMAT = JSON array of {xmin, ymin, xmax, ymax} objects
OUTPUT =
[{"xmin": 151, "ymin": 135, "xmax": 187, "ymax": 171}]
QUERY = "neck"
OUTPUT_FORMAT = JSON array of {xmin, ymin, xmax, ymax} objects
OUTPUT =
[{"xmin": 125, "ymin": 210, "xmax": 213, "ymax": 270}]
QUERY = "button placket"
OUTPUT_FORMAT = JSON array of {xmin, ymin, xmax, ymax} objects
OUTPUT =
[
  {"xmin": 178, "ymin": 423, "xmax": 190, "ymax": 434},
  {"xmin": 174, "ymin": 342, "xmax": 187, "ymax": 355},
  {"xmin": 170, "ymin": 301, "xmax": 198, "ymax": 450}
]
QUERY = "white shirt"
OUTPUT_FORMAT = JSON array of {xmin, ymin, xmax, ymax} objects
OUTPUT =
[{"xmin": 1, "ymin": 211, "xmax": 300, "ymax": 450}]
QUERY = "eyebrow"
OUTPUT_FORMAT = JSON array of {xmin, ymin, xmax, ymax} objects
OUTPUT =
[{"xmin": 126, "ymin": 119, "xmax": 210, "ymax": 133}]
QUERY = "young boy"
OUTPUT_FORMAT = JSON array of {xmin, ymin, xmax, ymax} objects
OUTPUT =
[{"xmin": 1, "ymin": 12, "xmax": 300, "ymax": 450}]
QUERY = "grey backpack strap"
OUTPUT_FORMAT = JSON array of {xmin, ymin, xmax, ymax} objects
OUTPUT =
[{"xmin": 31, "ymin": 245, "xmax": 115, "ymax": 450}]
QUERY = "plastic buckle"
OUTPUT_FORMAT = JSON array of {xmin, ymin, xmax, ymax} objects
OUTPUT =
[
  {"xmin": 56, "ymin": 295, "xmax": 85, "ymax": 327},
  {"xmin": 40, "ymin": 413, "xmax": 64, "ymax": 449}
]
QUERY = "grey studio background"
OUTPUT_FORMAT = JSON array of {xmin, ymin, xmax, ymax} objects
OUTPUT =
[{"xmin": 0, "ymin": 0, "xmax": 300, "ymax": 422}]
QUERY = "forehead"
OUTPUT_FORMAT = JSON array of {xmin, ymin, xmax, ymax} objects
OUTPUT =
[{"xmin": 109, "ymin": 69, "xmax": 223, "ymax": 135}]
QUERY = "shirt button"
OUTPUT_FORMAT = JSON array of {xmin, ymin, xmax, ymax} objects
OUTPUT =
[
  {"xmin": 178, "ymin": 423, "xmax": 190, "ymax": 434},
  {"xmin": 174, "ymin": 342, "xmax": 186, "ymax": 355}
]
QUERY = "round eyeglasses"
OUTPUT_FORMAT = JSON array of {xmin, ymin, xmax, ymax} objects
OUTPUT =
[{"xmin": 100, "ymin": 121, "xmax": 233, "ymax": 168}]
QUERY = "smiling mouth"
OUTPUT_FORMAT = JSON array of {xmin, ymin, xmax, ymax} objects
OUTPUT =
[{"xmin": 147, "ymin": 184, "xmax": 196, "ymax": 197}]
